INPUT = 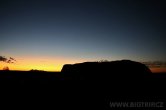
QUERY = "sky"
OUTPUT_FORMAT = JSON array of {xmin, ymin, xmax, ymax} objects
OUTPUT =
[{"xmin": 0, "ymin": 0, "xmax": 166, "ymax": 72}]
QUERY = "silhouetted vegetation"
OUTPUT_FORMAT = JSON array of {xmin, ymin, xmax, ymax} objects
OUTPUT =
[
  {"xmin": 3, "ymin": 66, "xmax": 9, "ymax": 71},
  {"xmin": 0, "ymin": 56, "xmax": 16, "ymax": 63}
]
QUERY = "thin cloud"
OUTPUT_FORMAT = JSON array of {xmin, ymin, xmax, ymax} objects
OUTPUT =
[{"xmin": 143, "ymin": 61, "xmax": 166, "ymax": 68}]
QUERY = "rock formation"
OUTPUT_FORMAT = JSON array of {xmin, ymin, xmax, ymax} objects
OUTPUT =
[{"xmin": 61, "ymin": 60, "xmax": 151, "ymax": 80}]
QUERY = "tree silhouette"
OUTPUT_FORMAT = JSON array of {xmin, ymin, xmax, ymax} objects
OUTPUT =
[{"xmin": 3, "ymin": 66, "xmax": 9, "ymax": 71}]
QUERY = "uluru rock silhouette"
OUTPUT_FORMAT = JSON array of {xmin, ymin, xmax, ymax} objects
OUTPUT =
[{"xmin": 61, "ymin": 60, "xmax": 151, "ymax": 80}]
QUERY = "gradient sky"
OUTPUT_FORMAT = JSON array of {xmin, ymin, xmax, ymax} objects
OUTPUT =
[{"xmin": 0, "ymin": 0, "xmax": 166, "ymax": 71}]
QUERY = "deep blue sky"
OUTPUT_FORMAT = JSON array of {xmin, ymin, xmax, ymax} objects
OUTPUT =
[{"xmin": 1, "ymin": 0, "xmax": 166, "ymax": 65}]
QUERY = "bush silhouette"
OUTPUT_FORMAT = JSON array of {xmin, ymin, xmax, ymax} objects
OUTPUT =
[{"xmin": 3, "ymin": 66, "xmax": 9, "ymax": 71}]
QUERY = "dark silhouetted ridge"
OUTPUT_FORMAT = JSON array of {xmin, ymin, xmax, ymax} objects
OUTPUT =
[{"xmin": 61, "ymin": 60, "xmax": 152, "ymax": 80}]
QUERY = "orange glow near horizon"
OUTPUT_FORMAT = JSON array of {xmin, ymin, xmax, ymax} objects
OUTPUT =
[
  {"xmin": 150, "ymin": 67, "xmax": 166, "ymax": 73},
  {"xmin": 0, "ymin": 56, "xmax": 86, "ymax": 72},
  {"xmin": 1, "ymin": 56, "xmax": 166, "ymax": 73}
]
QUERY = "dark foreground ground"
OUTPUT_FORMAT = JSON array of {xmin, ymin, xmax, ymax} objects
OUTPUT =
[{"xmin": 0, "ymin": 70, "xmax": 166, "ymax": 109}]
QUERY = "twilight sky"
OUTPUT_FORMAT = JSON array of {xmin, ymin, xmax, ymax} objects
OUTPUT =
[{"xmin": 0, "ymin": 0, "xmax": 166, "ymax": 71}]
